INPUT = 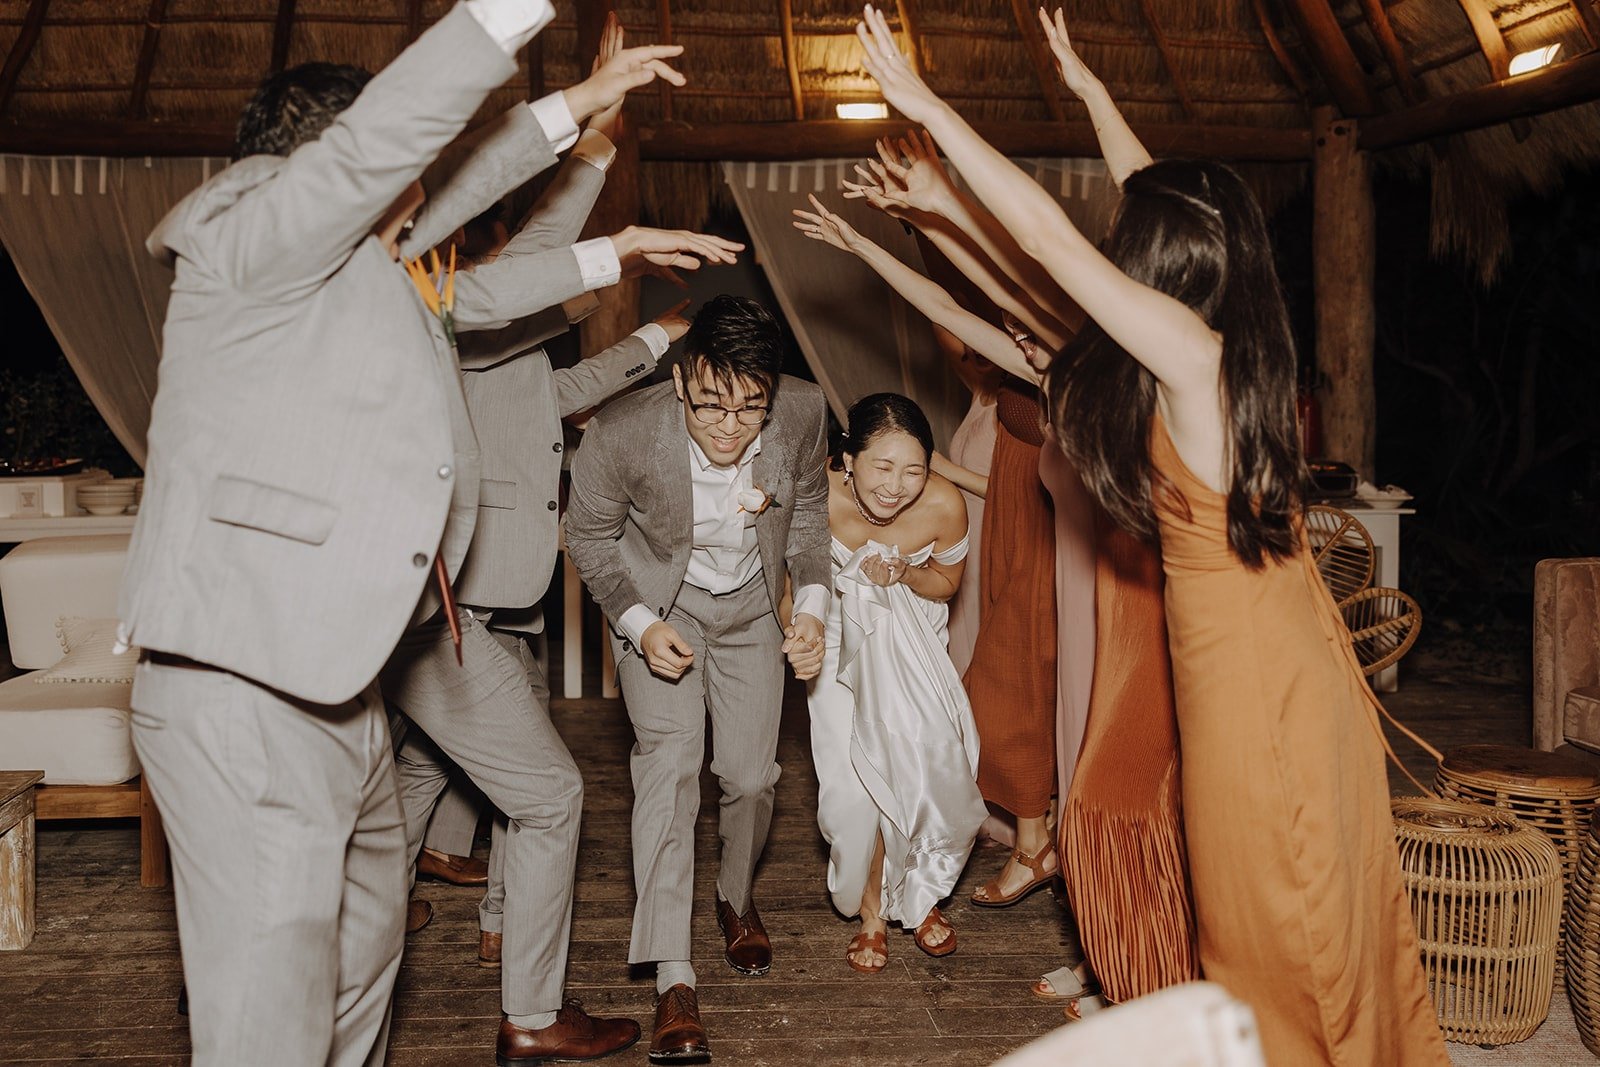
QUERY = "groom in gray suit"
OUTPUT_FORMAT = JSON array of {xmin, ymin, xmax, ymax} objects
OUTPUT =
[
  {"xmin": 566, "ymin": 296, "xmax": 830, "ymax": 1063},
  {"xmin": 119, "ymin": 3, "xmax": 687, "ymax": 1063}
]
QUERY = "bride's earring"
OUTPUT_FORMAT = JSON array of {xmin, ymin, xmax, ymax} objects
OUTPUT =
[{"xmin": 843, "ymin": 468, "xmax": 852, "ymax": 482}]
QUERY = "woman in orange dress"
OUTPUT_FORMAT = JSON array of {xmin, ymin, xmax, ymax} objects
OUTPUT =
[{"xmin": 857, "ymin": 8, "xmax": 1448, "ymax": 1063}]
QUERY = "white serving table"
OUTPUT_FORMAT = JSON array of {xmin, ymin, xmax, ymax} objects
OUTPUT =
[{"xmin": 1340, "ymin": 501, "xmax": 1416, "ymax": 693}]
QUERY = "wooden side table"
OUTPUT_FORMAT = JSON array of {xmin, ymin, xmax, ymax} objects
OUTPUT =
[{"xmin": 0, "ymin": 770, "xmax": 45, "ymax": 949}]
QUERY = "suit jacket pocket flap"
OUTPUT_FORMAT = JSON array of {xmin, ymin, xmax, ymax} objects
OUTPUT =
[
  {"xmin": 479, "ymin": 478, "xmax": 518, "ymax": 510},
  {"xmin": 207, "ymin": 475, "xmax": 339, "ymax": 545}
]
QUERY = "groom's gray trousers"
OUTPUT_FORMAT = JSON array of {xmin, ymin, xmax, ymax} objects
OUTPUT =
[
  {"xmin": 610, "ymin": 574, "xmax": 786, "ymax": 964},
  {"xmin": 382, "ymin": 609, "xmax": 581, "ymax": 1016}
]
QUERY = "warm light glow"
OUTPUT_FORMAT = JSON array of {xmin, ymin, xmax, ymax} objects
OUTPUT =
[
  {"xmin": 836, "ymin": 102, "xmax": 889, "ymax": 120},
  {"xmin": 1508, "ymin": 44, "xmax": 1562, "ymax": 76}
]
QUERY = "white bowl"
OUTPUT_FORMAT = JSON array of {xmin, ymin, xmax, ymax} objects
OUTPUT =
[{"xmin": 82, "ymin": 503, "xmax": 131, "ymax": 516}]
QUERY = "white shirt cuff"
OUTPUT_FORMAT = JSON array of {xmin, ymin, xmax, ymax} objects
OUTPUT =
[
  {"xmin": 571, "ymin": 128, "xmax": 617, "ymax": 172},
  {"xmin": 527, "ymin": 91, "xmax": 580, "ymax": 154},
  {"xmin": 618, "ymin": 604, "xmax": 660, "ymax": 650},
  {"xmin": 633, "ymin": 322, "xmax": 672, "ymax": 361},
  {"xmin": 791, "ymin": 584, "xmax": 830, "ymax": 627},
  {"xmin": 462, "ymin": 0, "xmax": 555, "ymax": 56},
  {"xmin": 573, "ymin": 236, "xmax": 622, "ymax": 290},
  {"xmin": 563, "ymin": 293, "xmax": 601, "ymax": 324}
]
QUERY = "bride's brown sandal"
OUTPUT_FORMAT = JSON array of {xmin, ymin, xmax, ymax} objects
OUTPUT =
[
  {"xmin": 971, "ymin": 840, "xmax": 1058, "ymax": 908},
  {"xmin": 846, "ymin": 930, "xmax": 889, "ymax": 973},
  {"xmin": 913, "ymin": 906, "xmax": 957, "ymax": 957}
]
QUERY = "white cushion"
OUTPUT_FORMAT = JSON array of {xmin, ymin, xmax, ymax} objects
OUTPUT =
[
  {"xmin": 33, "ymin": 616, "xmax": 137, "ymax": 685},
  {"xmin": 0, "ymin": 672, "xmax": 138, "ymax": 785},
  {"xmin": 0, "ymin": 534, "xmax": 130, "ymax": 669}
]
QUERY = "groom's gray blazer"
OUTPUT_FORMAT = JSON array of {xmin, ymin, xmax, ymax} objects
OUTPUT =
[
  {"xmin": 119, "ymin": 5, "xmax": 546, "ymax": 706},
  {"xmin": 564, "ymin": 375, "xmax": 832, "ymax": 639}
]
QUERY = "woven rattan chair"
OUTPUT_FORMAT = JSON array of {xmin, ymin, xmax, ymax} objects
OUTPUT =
[
  {"xmin": 1306, "ymin": 504, "xmax": 1376, "ymax": 604},
  {"xmin": 1341, "ymin": 586, "xmax": 1423, "ymax": 676}
]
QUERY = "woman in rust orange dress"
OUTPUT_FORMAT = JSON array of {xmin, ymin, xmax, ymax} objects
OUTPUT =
[{"xmin": 857, "ymin": 8, "xmax": 1449, "ymax": 1062}]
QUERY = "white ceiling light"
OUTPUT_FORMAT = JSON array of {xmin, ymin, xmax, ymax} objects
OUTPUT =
[
  {"xmin": 836, "ymin": 102, "xmax": 889, "ymax": 120},
  {"xmin": 1508, "ymin": 43, "xmax": 1562, "ymax": 77}
]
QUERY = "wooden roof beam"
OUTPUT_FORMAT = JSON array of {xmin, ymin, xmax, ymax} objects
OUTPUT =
[
  {"xmin": 0, "ymin": 118, "xmax": 1314, "ymax": 162},
  {"xmin": 127, "ymin": 0, "xmax": 170, "ymax": 120},
  {"xmin": 1361, "ymin": 46, "xmax": 1600, "ymax": 149},
  {"xmin": 1357, "ymin": 0, "xmax": 1421, "ymax": 103},
  {"xmin": 894, "ymin": 0, "xmax": 925, "ymax": 78},
  {"xmin": 0, "ymin": 0, "xmax": 52, "ymax": 120},
  {"xmin": 1572, "ymin": 0, "xmax": 1600, "ymax": 49},
  {"xmin": 1251, "ymin": 0, "xmax": 1311, "ymax": 98},
  {"xmin": 1136, "ymin": 0, "xmax": 1197, "ymax": 121},
  {"xmin": 269, "ymin": 0, "xmax": 296, "ymax": 74},
  {"xmin": 1453, "ymin": 0, "xmax": 1511, "ymax": 80},
  {"xmin": 779, "ymin": 0, "xmax": 803, "ymax": 121},
  {"xmin": 1280, "ymin": 0, "xmax": 1378, "ymax": 116},
  {"xmin": 1008, "ymin": 0, "xmax": 1067, "ymax": 123}
]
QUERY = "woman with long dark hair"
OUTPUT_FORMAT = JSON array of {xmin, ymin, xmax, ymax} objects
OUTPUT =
[
  {"xmin": 804, "ymin": 393, "xmax": 984, "ymax": 973},
  {"xmin": 855, "ymin": 7, "xmax": 1447, "ymax": 1063}
]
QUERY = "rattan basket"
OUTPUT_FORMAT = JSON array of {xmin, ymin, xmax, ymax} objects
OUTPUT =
[
  {"xmin": 1565, "ymin": 809, "xmax": 1600, "ymax": 1056},
  {"xmin": 1435, "ymin": 744, "xmax": 1600, "ymax": 973},
  {"xmin": 1393, "ymin": 796, "xmax": 1561, "ymax": 1045}
]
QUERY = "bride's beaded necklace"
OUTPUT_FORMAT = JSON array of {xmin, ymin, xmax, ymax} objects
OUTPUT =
[{"xmin": 847, "ymin": 471, "xmax": 897, "ymax": 528}]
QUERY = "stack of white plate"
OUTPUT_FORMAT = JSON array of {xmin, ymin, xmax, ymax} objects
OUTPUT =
[{"xmin": 77, "ymin": 481, "xmax": 138, "ymax": 516}]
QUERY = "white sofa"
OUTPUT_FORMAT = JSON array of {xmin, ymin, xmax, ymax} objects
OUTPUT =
[{"xmin": 0, "ymin": 534, "xmax": 166, "ymax": 887}]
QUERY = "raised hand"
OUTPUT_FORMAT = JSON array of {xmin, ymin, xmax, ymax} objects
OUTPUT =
[
  {"xmin": 564, "ymin": 43, "xmax": 686, "ymax": 126},
  {"xmin": 587, "ymin": 12, "xmax": 627, "ymax": 141},
  {"xmin": 653, "ymin": 299, "xmax": 693, "ymax": 343},
  {"xmin": 612, "ymin": 226, "xmax": 744, "ymax": 276},
  {"xmin": 1038, "ymin": 7, "xmax": 1098, "ymax": 100},
  {"xmin": 791, "ymin": 194, "xmax": 865, "ymax": 253},
  {"xmin": 855, "ymin": 4, "xmax": 947, "ymax": 125}
]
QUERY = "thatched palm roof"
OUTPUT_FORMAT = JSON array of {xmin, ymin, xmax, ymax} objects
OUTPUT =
[{"xmin": 1, "ymin": 0, "xmax": 1597, "ymax": 275}]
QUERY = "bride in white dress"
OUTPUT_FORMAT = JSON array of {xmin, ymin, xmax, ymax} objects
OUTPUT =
[{"xmin": 806, "ymin": 393, "xmax": 986, "ymax": 973}]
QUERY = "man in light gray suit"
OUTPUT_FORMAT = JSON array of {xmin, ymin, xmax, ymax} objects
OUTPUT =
[
  {"xmin": 565, "ymin": 296, "xmax": 831, "ymax": 1064},
  {"xmin": 118, "ymin": 3, "xmax": 689, "ymax": 1062}
]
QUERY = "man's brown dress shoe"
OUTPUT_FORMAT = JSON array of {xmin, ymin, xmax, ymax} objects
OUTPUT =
[
  {"xmin": 649, "ymin": 984, "xmax": 710, "ymax": 1063},
  {"xmin": 418, "ymin": 846, "xmax": 489, "ymax": 886},
  {"xmin": 479, "ymin": 929, "xmax": 503, "ymax": 969},
  {"xmin": 495, "ymin": 1001, "xmax": 640, "ymax": 1067},
  {"xmin": 406, "ymin": 898, "xmax": 433, "ymax": 934},
  {"xmin": 715, "ymin": 897, "xmax": 771, "ymax": 976}
]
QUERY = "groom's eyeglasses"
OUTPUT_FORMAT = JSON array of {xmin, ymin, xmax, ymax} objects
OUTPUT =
[{"xmin": 685, "ymin": 390, "xmax": 769, "ymax": 427}]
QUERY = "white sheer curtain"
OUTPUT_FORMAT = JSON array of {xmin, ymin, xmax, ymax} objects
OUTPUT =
[
  {"xmin": 723, "ymin": 157, "xmax": 1118, "ymax": 447},
  {"xmin": 0, "ymin": 155, "xmax": 224, "ymax": 466}
]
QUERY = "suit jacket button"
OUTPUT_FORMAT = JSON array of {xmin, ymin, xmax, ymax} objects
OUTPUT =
[
  {"xmin": 622, "ymin": 640, "xmax": 632, "ymax": 653},
  {"xmin": 657, "ymin": 606, "xmax": 665, "ymax": 617},
  {"xmin": 552, "ymin": 442, "xmax": 563, "ymax": 453},
  {"xmin": 412, "ymin": 553, "xmax": 428, "ymax": 568},
  {"xmin": 437, "ymin": 465, "xmax": 452, "ymax": 479},
  {"xmin": 546, "ymin": 500, "xmax": 558, "ymax": 511}
]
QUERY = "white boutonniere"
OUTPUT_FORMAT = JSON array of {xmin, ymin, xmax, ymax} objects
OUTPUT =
[{"xmin": 737, "ymin": 486, "xmax": 778, "ymax": 517}]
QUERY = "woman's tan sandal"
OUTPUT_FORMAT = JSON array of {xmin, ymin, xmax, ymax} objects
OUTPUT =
[
  {"xmin": 846, "ymin": 930, "xmax": 889, "ymax": 973},
  {"xmin": 1064, "ymin": 993, "xmax": 1108, "ymax": 1022},
  {"xmin": 1031, "ymin": 964, "xmax": 1099, "ymax": 1002},
  {"xmin": 914, "ymin": 906, "xmax": 957, "ymax": 957},
  {"xmin": 971, "ymin": 840, "xmax": 1058, "ymax": 908}
]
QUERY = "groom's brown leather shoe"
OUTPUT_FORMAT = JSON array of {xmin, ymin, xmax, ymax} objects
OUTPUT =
[
  {"xmin": 649, "ymin": 984, "xmax": 710, "ymax": 1063},
  {"xmin": 496, "ymin": 1001, "xmax": 640, "ymax": 1067},
  {"xmin": 406, "ymin": 897, "xmax": 433, "ymax": 934},
  {"xmin": 715, "ymin": 897, "xmax": 771, "ymax": 976},
  {"xmin": 418, "ymin": 846, "xmax": 489, "ymax": 886}
]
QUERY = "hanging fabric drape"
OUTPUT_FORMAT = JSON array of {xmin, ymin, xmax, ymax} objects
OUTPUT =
[
  {"xmin": 723, "ymin": 157, "xmax": 1118, "ymax": 447},
  {"xmin": 0, "ymin": 155, "xmax": 224, "ymax": 466}
]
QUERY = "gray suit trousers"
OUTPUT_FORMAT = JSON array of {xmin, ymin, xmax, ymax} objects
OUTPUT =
[
  {"xmin": 611, "ymin": 576, "xmax": 785, "ymax": 965},
  {"xmin": 383, "ymin": 611, "xmax": 581, "ymax": 1015},
  {"xmin": 420, "ymin": 771, "xmax": 481, "ymax": 856},
  {"xmin": 130, "ymin": 658, "xmax": 405, "ymax": 1067}
]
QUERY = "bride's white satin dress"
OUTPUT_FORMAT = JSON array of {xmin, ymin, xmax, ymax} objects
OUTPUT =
[{"xmin": 806, "ymin": 535, "xmax": 986, "ymax": 927}]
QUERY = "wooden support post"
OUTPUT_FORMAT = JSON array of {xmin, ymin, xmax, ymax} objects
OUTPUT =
[
  {"xmin": 1312, "ymin": 106, "xmax": 1376, "ymax": 479},
  {"xmin": 0, "ymin": 772, "xmax": 43, "ymax": 950}
]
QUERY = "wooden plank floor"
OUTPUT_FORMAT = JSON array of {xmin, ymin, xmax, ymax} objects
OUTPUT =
[{"xmin": 0, "ymin": 666, "xmax": 1589, "ymax": 1064}]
